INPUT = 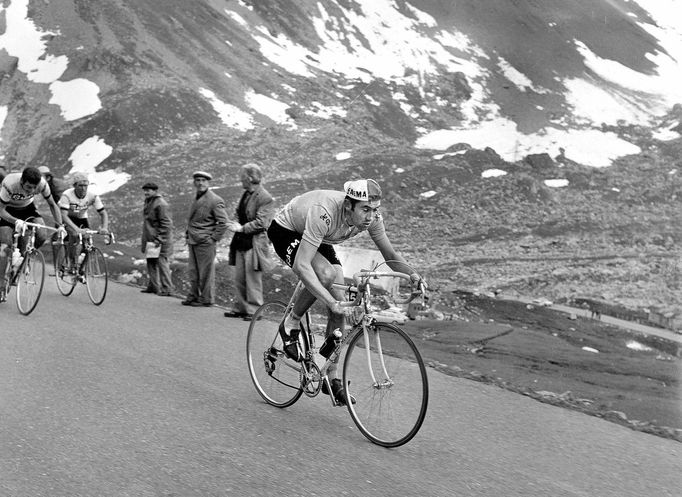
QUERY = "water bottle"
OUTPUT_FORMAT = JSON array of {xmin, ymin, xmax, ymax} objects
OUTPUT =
[
  {"xmin": 11, "ymin": 247, "xmax": 22, "ymax": 268},
  {"xmin": 77, "ymin": 252, "xmax": 86, "ymax": 265},
  {"xmin": 319, "ymin": 328, "xmax": 343, "ymax": 359}
]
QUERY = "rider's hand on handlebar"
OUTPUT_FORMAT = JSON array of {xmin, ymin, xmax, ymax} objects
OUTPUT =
[
  {"xmin": 331, "ymin": 301, "xmax": 365, "ymax": 324},
  {"xmin": 56, "ymin": 224, "xmax": 67, "ymax": 238},
  {"xmin": 410, "ymin": 273, "xmax": 428, "ymax": 291}
]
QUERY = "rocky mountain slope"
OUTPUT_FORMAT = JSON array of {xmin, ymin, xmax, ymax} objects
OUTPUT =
[{"xmin": 1, "ymin": 0, "xmax": 681, "ymax": 316}]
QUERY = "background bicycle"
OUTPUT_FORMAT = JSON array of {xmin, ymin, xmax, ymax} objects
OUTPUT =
[
  {"xmin": 1, "ymin": 220, "xmax": 62, "ymax": 315},
  {"xmin": 54, "ymin": 229, "xmax": 115, "ymax": 305},
  {"xmin": 246, "ymin": 263, "xmax": 429, "ymax": 447}
]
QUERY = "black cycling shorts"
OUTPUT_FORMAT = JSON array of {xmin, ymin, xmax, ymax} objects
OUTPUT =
[
  {"xmin": 267, "ymin": 220, "xmax": 341, "ymax": 268},
  {"xmin": 0, "ymin": 203, "xmax": 41, "ymax": 228}
]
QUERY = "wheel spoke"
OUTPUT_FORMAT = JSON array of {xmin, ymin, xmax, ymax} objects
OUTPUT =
[
  {"xmin": 343, "ymin": 323, "xmax": 429, "ymax": 447},
  {"xmin": 84, "ymin": 247, "xmax": 108, "ymax": 305},
  {"xmin": 16, "ymin": 250, "xmax": 46, "ymax": 315},
  {"xmin": 54, "ymin": 245, "xmax": 77, "ymax": 296},
  {"xmin": 246, "ymin": 301, "xmax": 304, "ymax": 407}
]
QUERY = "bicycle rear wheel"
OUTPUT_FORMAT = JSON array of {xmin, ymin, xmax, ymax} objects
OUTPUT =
[
  {"xmin": 84, "ymin": 247, "xmax": 108, "ymax": 305},
  {"xmin": 16, "ymin": 249, "xmax": 46, "ymax": 316},
  {"xmin": 246, "ymin": 301, "xmax": 304, "ymax": 407},
  {"xmin": 54, "ymin": 245, "xmax": 77, "ymax": 296},
  {"xmin": 343, "ymin": 322, "xmax": 429, "ymax": 447}
]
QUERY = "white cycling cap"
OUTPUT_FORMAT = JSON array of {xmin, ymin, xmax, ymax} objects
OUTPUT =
[{"xmin": 343, "ymin": 179, "xmax": 382, "ymax": 205}]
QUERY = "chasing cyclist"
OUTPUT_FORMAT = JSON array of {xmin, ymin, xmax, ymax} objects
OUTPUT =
[
  {"xmin": 267, "ymin": 178, "xmax": 426, "ymax": 405},
  {"xmin": 0, "ymin": 166, "xmax": 66, "ymax": 303},
  {"xmin": 58, "ymin": 172, "xmax": 110, "ymax": 270}
]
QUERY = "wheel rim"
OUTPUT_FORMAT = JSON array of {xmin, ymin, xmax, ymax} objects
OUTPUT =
[
  {"xmin": 246, "ymin": 301, "xmax": 304, "ymax": 407},
  {"xmin": 343, "ymin": 323, "xmax": 429, "ymax": 447},
  {"xmin": 84, "ymin": 248, "xmax": 108, "ymax": 305},
  {"xmin": 16, "ymin": 250, "xmax": 46, "ymax": 315},
  {"xmin": 54, "ymin": 245, "xmax": 77, "ymax": 296}
]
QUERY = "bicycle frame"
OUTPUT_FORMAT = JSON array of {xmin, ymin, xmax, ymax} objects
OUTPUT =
[
  {"xmin": 8, "ymin": 222, "xmax": 63, "ymax": 283},
  {"xmin": 291, "ymin": 270, "xmax": 424, "ymax": 403},
  {"xmin": 246, "ymin": 267, "xmax": 429, "ymax": 446},
  {"xmin": 2, "ymin": 221, "xmax": 62, "ymax": 314}
]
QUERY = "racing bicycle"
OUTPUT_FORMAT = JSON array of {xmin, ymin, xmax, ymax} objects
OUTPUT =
[
  {"xmin": 54, "ymin": 229, "xmax": 114, "ymax": 305},
  {"xmin": 1, "ymin": 220, "xmax": 62, "ymax": 315},
  {"xmin": 246, "ymin": 264, "xmax": 429, "ymax": 447}
]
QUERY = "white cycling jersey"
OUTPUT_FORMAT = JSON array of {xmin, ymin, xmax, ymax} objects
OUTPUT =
[
  {"xmin": 0, "ymin": 173, "xmax": 51, "ymax": 208},
  {"xmin": 58, "ymin": 187, "xmax": 105, "ymax": 220}
]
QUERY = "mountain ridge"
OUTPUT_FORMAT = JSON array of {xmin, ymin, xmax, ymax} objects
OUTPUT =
[{"xmin": 1, "ymin": 0, "xmax": 681, "ymax": 314}]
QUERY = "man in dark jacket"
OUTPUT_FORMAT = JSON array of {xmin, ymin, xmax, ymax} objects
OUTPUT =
[
  {"xmin": 224, "ymin": 163, "xmax": 274, "ymax": 321},
  {"xmin": 182, "ymin": 171, "xmax": 228, "ymax": 307},
  {"xmin": 141, "ymin": 181, "xmax": 174, "ymax": 296}
]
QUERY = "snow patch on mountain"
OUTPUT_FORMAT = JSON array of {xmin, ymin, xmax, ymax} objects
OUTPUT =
[{"xmin": 67, "ymin": 136, "xmax": 129, "ymax": 195}]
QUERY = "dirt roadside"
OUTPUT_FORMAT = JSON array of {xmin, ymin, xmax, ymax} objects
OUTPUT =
[{"xmin": 402, "ymin": 291, "xmax": 681, "ymax": 442}]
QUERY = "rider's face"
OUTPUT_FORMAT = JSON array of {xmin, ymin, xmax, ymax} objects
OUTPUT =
[
  {"xmin": 20, "ymin": 181, "xmax": 39, "ymax": 195},
  {"xmin": 74, "ymin": 182, "xmax": 89, "ymax": 198},
  {"xmin": 348, "ymin": 201, "xmax": 380, "ymax": 231}
]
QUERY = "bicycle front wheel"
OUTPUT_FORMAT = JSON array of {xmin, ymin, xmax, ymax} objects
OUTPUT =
[
  {"xmin": 343, "ymin": 322, "xmax": 429, "ymax": 447},
  {"xmin": 84, "ymin": 247, "xmax": 108, "ymax": 305},
  {"xmin": 54, "ymin": 245, "xmax": 77, "ymax": 296},
  {"xmin": 246, "ymin": 301, "xmax": 303, "ymax": 408},
  {"xmin": 16, "ymin": 249, "xmax": 46, "ymax": 316}
]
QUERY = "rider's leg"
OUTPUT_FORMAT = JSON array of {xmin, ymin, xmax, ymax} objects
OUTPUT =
[
  {"xmin": 65, "ymin": 225, "xmax": 79, "ymax": 266},
  {"xmin": 286, "ymin": 254, "xmax": 340, "ymax": 331},
  {"xmin": 29, "ymin": 216, "xmax": 48, "ymax": 248},
  {"xmin": 0, "ymin": 226, "xmax": 12, "ymax": 297}
]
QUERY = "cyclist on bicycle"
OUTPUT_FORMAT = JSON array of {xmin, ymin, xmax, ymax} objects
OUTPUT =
[
  {"xmin": 58, "ymin": 172, "xmax": 110, "ymax": 269},
  {"xmin": 0, "ymin": 166, "xmax": 66, "ymax": 302},
  {"xmin": 267, "ymin": 178, "xmax": 426, "ymax": 405}
]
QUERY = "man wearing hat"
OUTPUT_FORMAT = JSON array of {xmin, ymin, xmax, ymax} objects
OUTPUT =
[
  {"xmin": 182, "ymin": 171, "xmax": 228, "ymax": 307},
  {"xmin": 141, "ymin": 181, "xmax": 174, "ymax": 296},
  {"xmin": 266, "ymin": 178, "xmax": 426, "ymax": 405}
]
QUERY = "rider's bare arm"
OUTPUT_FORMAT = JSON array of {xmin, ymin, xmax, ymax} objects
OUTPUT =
[
  {"xmin": 60, "ymin": 208, "xmax": 83, "ymax": 233},
  {"xmin": 45, "ymin": 195, "xmax": 64, "ymax": 226},
  {"xmin": 98, "ymin": 209, "xmax": 109, "ymax": 233},
  {"xmin": 372, "ymin": 232, "xmax": 424, "ymax": 286}
]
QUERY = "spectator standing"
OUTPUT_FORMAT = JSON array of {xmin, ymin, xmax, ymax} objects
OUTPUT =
[
  {"xmin": 141, "ymin": 181, "xmax": 174, "ymax": 296},
  {"xmin": 224, "ymin": 163, "xmax": 274, "ymax": 321},
  {"xmin": 182, "ymin": 171, "xmax": 228, "ymax": 307}
]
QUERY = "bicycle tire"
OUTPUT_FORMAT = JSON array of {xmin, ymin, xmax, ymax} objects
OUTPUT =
[
  {"xmin": 343, "ymin": 322, "xmax": 429, "ymax": 447},
  {"xmin": 54, "ymin": 244, "xmax": 77, "ymax": 296},
  {"xmin": 1, "ymin": 252, "xmax": 11, "ymax": 302},
  {"xmin": 15, "ymin": 249, "xmax": 46, "ymax": 316},
  {"xmin": 84, "ymin": 247, "xmax": 108, "ymax": 305},
  {"xmin": 246, "ymin": 301, "xmax": 305, "ymax": 408}
]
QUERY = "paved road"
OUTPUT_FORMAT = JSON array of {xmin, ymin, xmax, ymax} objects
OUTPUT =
[
  {"xmin": 505, "ymin": 295, "xmax": 682, "ymax": 345},
  {"xmin": 1, "ymin": 280, "xmax": 680, "ymax": 496},
  {"xmin": 551, "ymin": 303, "xmax": 682, "ymax": 344}
]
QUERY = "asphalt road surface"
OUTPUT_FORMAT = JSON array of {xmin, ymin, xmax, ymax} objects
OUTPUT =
[{"xmin": 1, "ymin": 280, "xmax": 680, "ymax": 497}]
